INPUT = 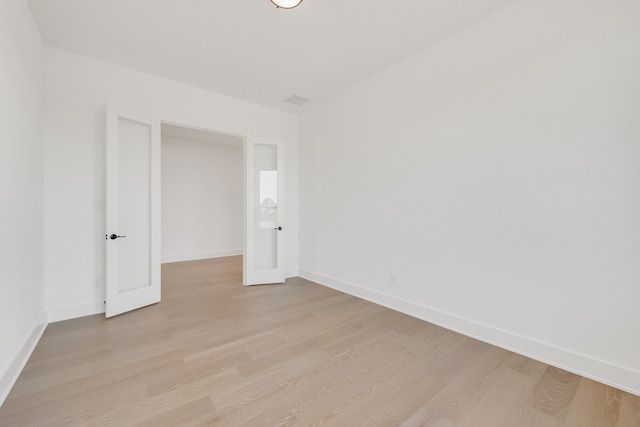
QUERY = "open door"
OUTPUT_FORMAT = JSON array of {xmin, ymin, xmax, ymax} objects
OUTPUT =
[
  {"xmin": 244, "ymin": 137, "xmax": 285, "ymax": 285},
  {"xmin": 105, "ymin": 105, "xmax": 161, "ymax": 317}
]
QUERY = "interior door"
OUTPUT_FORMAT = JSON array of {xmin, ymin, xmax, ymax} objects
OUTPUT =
[
  {"xmin": 244, "ymin": 137, "xmax": 285, "ymax": 285},
  {"xmin": 105, "ymin": 105, "xmax": 161, "ymax": 317}
]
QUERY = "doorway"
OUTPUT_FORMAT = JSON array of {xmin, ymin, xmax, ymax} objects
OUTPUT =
[
  {"xmin": 160, "ymin": 124, "xmax": 244, "ymax": 265},
  {"xmin": 104, "ymin": 107, "xmax": 286, "ymax": 317}
]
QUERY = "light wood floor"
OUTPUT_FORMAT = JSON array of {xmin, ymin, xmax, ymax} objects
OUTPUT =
[{"xmin": 1, "ymin": 257, "xmax": 639, "ymax": 426}]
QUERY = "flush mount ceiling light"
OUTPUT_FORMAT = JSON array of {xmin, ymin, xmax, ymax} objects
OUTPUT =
[{"xmin": 270, "ymin": 0, "xmax": 303, "ymax": 9}]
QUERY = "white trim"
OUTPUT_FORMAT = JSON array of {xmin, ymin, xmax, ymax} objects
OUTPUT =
[
  {"xmin": 0, "ymin": 311, "xmax": 47, "ymax": 407},
  {"xmin": 161, "ymin": 250, "xmax": 243, "ymax": 264},
  {"xmin": 47, "ymin": 300, "xmax": 105, "ymax": 323},
  {"xmin": 285, "ymin": 269, "xmax": 299, "ymax": 279},
  {"xmin": 298, "ymin": 269, "xmax": 640, "ymax": 397}
]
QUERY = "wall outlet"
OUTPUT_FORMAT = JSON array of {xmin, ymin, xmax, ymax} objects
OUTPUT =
[
  {"xmin": 390, "ymin": 274, "xmax": 397, "ymax": 286},
  {"xmin": 95, "ymin": 278, "xmax": 104, "ymax": 288}
]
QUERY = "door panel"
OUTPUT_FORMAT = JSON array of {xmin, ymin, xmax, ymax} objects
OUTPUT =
[
  {"xmin": 105, "ymin": 106, "xmax": 161, "ymax": 317},
  {"xmin": 244, "ymin": 138, "xmax": 285, "ymax": 285}
]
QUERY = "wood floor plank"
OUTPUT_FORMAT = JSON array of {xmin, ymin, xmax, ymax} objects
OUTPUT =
[
  {"xmin": 617, "ymin": 392, "xmax": 640, "ymax": 426},
  {"xmin": 526, "ymin": 365, "xmax": 583, "ymax": 421},
  {"xmin": 505, "ymin": 352, "xmax": 549, "ymax": 380},
  {"xmin": 400, "ymin": 404, "xmax": 456, "ymax": 427},
  {"xmin": 132, "ymin": 396, "xmax": 216, "ymax": 427},
  {"xmin": 561, "ymin": 379, "xmax": 623, "ymax": 427},
  {"xmin": 508, "ymin": 405, "xmax": 561, "ymax": 427},
  {"xmin": 423, "ymin": 345, "xmax": 512, "ymax": 422},
  {"xmin": 456, "ymin": 368, "xmax": 537, "ymax": 427},
  {"xmin": 81, "ymin": 367, "xmax": 238, "ymax": 426},
  {"xmin": 1, "ymin": 256, "xmax": 639, "ymax": 426},
  {"xmin": 259, "ymin": 334, "xmax": 446, "ymax": 426}
]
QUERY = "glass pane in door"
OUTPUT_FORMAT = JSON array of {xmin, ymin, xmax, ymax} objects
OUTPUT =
[
  {"xmin": 253, "ymin": 143, "xmax": 278, "ymax": 270},
  {"xmin": 117, "ymin": 117, "xmax": 151, "ymax": 292}
]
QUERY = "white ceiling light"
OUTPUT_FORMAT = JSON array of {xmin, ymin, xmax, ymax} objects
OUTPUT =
[{"xmin": 270, "ymin": 0, "xmax": 303, "ymax": 9}]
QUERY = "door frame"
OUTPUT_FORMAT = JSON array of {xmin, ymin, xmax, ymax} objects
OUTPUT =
[
  {"xmin": 105, "ymin": 111, "xmax": 288, "ymax": 317},
  {"xmin": 159, "ymin": 121, "xmax": 285, "ymax": 285}
]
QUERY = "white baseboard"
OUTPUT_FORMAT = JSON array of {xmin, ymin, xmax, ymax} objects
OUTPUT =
[
  {"xmin": 47, "ymin": 300, "xmax": 105, "ymax": 323},
  {"xmin": 0, "ymin": 310, "xmax": 48, "ymax": 407},
  {"xmin": 298, "ymin": 269, "xmax": 640, "ymax": 397},
  {"xmin": 161, "ymin": 249, "xmax": 243, "ymax": 264},
  {"xmin": 286, "ymin": 269, "xmax": 299, "ymax": 279}
]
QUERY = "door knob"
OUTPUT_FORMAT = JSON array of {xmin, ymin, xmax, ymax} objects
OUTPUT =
[
  {"xmin": 109, "ymin": 234, "xmax": 127, "ymax": 240},
  {"xmin": 275, "ymin": 227, "xmax": 283, "ymax": 231}
]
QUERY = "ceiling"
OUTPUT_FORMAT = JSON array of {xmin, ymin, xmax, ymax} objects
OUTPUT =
[{"xmin": 27, "ymin": 0, "xmax": 516, "ymax": 114}]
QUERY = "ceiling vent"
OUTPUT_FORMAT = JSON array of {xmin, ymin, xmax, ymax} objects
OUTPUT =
[{"xmin": 285, "ymin": 94, "xmax": 311, "ymax": 106}]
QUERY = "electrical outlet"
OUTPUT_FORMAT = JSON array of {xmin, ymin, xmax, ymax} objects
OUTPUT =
[
  {"xmin": 95, "ymin": 278, "xmax": 104, "ymax": 288},
  {"xmin": 390, "ymin": 274, "xmax": 397, "ymax": 286}
]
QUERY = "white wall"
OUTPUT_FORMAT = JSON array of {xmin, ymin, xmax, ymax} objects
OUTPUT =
[
  {"xmin": 44, "ymin": 47, "xmax": 299, "ymax": 322},
  {"xmin": 0, "ymin": 0, "xmax": 47, "ymax": 403},
  {"xmin": 299, "ymin": 0, "xmax": 640, "ymax": 394},
  {"xmin": 161, "ymin": 134, "xmax": 243, "ymax": 263}
]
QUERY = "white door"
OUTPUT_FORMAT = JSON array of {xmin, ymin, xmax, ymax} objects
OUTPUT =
[
  {"xmin": 244, "ymin": 137, "xmax": 285, "ymax": 285},
  {"xmin": 105, "ymin": 105, "xmax": 161, "ymax": 317}
]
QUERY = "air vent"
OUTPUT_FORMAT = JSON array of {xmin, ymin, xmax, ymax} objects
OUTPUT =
[{"xmin": 285, "ymin": 94, "xmax": 311, "ymax": 106}]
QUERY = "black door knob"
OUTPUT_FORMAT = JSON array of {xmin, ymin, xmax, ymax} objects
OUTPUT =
[
  {"xmin": 109, "ymin": 234, "xmax": 127, "ymax": 240},
  {"xmin": 275, "ymin": 227, "xmax": 283, "ymax": 231}
]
